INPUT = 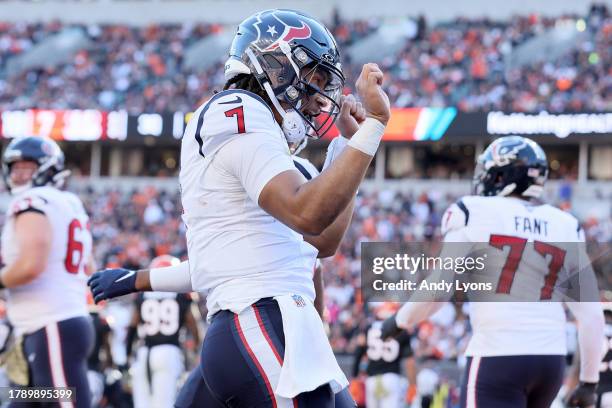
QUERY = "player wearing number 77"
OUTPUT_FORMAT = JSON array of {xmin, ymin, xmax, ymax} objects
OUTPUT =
[
  {"xmin": 381, "ymin": 136, "xmax": 604, "ymax": 408},
  {"xmin": 0, "ymin": 136, "xmax": 94, "ymax": 408}
]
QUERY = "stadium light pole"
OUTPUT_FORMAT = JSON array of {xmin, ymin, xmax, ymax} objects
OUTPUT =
[
  {"xmin": 90, "ymin": 144, "xmax": 101, "ymax": 178},
  {"xmin": 578, "ymin": 141, "xmax": 588, "ymax": 184},
  {"xmin": 375, "ymin": 147, "xmax": 385, "ymax": 183}
]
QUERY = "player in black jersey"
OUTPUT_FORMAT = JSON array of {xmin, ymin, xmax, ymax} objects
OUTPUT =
[
  {"xmin": 352, "ymin": 303, "xmax": 417, "ymax": 408},
  {"xmin": 125, "ymin": 256, "xmax": 201, "ymax": 408}
]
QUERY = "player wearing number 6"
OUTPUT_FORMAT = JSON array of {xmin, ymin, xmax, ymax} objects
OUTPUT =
[
  {"xmin": 0, "ymin": 136, "xmax": 94, "ymax": 408},
  {"xmin": 126, "ymin": 255, "xmax": 201, "ymax": 408},
  {"xmin": 381, "ymin": 136, "xmax": 604, "ymax": 408}
]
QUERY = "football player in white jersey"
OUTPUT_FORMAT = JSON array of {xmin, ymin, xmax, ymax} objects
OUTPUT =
[
  {"xmin": 89, "ymin": 133, "xmax": 358, "ymax": 407},
  {"xmin": 89, "ymin": 156, "xmax": 328, "ymax": 319},
  {"xmin": 0, "ymin": 136, "xmax": 94, "ymax": 408},
  {"xmin": 381, "ymin": 136, "xmax": 605, "ymax": 408},
  {"xmin": 178, "ymin": 7, "xmax": 389, "ymax": 405},
  {"xmin": 90, "ymin": 8, "xmax": 389, "ymax": 407},
  {"xmin": 89, "ymin": 154, "xmax": 334, "ymax": 408}
]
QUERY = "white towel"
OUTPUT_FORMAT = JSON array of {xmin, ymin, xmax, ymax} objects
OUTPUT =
[{"xmin": 274, "ymin": 294, "xmax": 349, "ymax": 398}]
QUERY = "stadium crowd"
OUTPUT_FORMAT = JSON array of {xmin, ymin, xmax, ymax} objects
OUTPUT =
[{"xmin": 0, "ymin": 5, "xmax": 610, "ymax": 113}]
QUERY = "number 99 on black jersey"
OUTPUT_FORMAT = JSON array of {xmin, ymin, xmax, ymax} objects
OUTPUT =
[{"xmin": 136, "ymin": 292, "xmax": 192, "ymax": 348}]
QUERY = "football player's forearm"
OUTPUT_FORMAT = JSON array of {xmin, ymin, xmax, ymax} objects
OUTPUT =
[
  {"xmin": 1, "ymin": 256, "xmax": 46, "ymax": 288},
  {"xmin": 396, "ymin": 301, "xmax": 444, "ymax": 329},
  {"xmin": 313, "ymin": 266, "xmax": 324, "ymax": 318},
  {"xmin": 406, "ymin": 357, "xmax": 417, "ymax": 385},
  {"xmin": 2, "ymin": 213, "xmax": 52, "ymax": 288},
  {"xmin": 567, "ymin": 302, "xmax": 605, "ymax": 382},
  {"xmin": 352, "ymin": 346, "xmax": 366, "ymax": 377},
  {"xmin": 565, "ymin": 348, "xmax": 581, "ymax": 391},
  {"xmin": 306, "ymin": 198, "xmax": 355, "ymax": 258},
  {"xmin": 135, "ymin": 270, "xmax": 152, "ymax": 291},
  {"xmin": 297, "ymin": 147, "xmax": 371, "ymax": 233}
]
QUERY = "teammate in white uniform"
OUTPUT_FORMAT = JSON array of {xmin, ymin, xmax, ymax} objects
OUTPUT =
[
  {"xmin": 177, "ymin": 8, "xmax": 390, "ymax": 406},
  {"xmin": 89, "ymin": 154, "xmax": 332, "ymax": 408},
  {"xmin": 90, "ymin": 8, "xmax": 389, "ymax": 407},
  {"xmin": 87, "ymin": 157, "xmax": 326, "ymax": 312},
  {"xmin": 381, "ymin": 136, "xmax": 604, "ymax": 408},
  {"xmin": 1, "ymin": 136, "xmax": 94, "ymax": 408}
]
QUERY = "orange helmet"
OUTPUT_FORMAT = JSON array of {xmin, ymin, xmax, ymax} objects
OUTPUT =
[
  {"xmin": 372, "ymin": 302, "xmax": 400, "ymax": 320},
  {"xmin": 150, "ymin": 255, "xmax": 181, "ymax": 269}
]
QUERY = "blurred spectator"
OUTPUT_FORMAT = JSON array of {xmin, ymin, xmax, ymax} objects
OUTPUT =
[{"xmin": 0, "ymin": 8, "xmax": 610, "ymax": 112}]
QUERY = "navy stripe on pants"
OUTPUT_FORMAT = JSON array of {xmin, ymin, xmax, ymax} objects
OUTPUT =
[
  {"xmin": 9, "ymin": 316, "xmax": 94, "ymax": 408},
  {"xmin": 175, "ymin": 298, "xmax": 355, "ymax": 408},
  {"xmin": 460, "ymin": 355, "xmax": 565, "ymax": 408}
]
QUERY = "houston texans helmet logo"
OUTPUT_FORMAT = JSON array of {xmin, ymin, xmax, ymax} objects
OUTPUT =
[
  {"xmin": 252, "ymin": 11, "xmax": 312, "ymax": 52},
  {"xmin": 489, "ymin": 137, "xmax": 527, "ymax": 168}
]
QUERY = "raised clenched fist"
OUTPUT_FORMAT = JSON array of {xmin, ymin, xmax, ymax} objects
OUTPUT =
[
  {"xmin": 355, "ymin": 63, "xmax": 391, "ymax": 125},
  {"xmin": 336, "ymin": 94, "xmax": 367, "ymax": 138}
]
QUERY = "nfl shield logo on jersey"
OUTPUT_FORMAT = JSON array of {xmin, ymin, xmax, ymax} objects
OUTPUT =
[{"xmin": 292, "ymin": 294, "xmax": 306, "ymax": 307}]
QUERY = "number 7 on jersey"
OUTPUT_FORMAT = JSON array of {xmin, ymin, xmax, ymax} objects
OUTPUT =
[{"xmin": 224, "ymin": 106, "xmax": 246, "ymax": 134}]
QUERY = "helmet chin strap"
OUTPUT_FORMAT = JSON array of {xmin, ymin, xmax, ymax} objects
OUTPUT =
[
  {"xmin": 52, "ymin": 169, "xmax": 71, "ymax": 189},
  {"xmin": 498, "ymin": 183, "xmax": 517, "ymax": 197},
  {"xmin": 245, "ymin": 47, "xmax": 307, "ymax": 145},
  {"xmin": 522, "ymin": 184, "xmax": 543, "ymax": 198}
]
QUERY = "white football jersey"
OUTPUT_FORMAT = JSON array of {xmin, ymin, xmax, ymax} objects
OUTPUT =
[
  {"xmin": 1, "ymin": 186, "xmax": 92, "ymax": 335},
  {"xmin": 441, "ymin": 195, "xmax": 586, "ymax": 357},
  {"xmin": 292, "ymin": 156, "xmax": 320, "ymax": 180},
  {"xmin": 180, "ymin": 90, "xmax": 318, "ymax": 319}
]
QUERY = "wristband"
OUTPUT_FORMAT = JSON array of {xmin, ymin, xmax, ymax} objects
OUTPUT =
[
  {"xmin": 347, "ymin": 118, "xmax": 386, "ymax": 156},
  {"xmin": 323, "ymin": 136, "xmax": 349, "ymax": 170},
  {"xmin": 150, "ymin": 261, "xmax": 193, "ymax": 292}
]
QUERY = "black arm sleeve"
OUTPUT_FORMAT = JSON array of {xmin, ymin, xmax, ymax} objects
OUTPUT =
[
  {"xmin": 126, "ymin": 325, "xmax": 137, "ymax": 358},
  {"xmin": 352, "ymin": 344, "xmax": 366, "ymax": 377}
]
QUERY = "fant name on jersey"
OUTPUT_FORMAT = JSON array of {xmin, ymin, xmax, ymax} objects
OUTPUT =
[
  {"xmin": 440, "ymin": 195, "xmax": 587, "ymax": 358},
  {"xmin": 1, "ymin": 186, "xmax": 92, "ymax": 336},
  {"xmin": 441, "ymin": 195, "xmax": 582, "ymax": 242}
]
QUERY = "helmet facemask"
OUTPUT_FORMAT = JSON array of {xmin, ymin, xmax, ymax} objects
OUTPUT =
[
  {"xmin": 244, "ymin": 42, "xmax": 343, "ymax": 149},
  {"xmin": 224, "ymin": 9, "xmax": 345, "ymax": 151}
]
